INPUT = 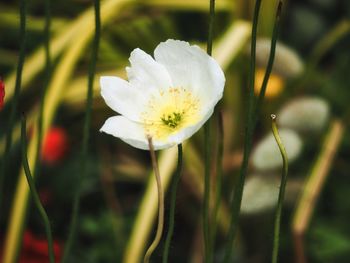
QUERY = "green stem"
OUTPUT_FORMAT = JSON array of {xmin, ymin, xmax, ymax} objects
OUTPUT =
[
  {"xmin": 203, "ymin": 121, "xmax": 211, "ymax": 263},
  {"xmin": 223, "ymin": 0, "xmax": 262, "ymax": 261},
  {"xmin": 35, "ymin": 0, "xmax": 51, "ymax": 177},
  {"xmin": 61, "ymin": 0, "xmax": 100, "ymax": 261},
  {"xmin": 270, "ymin": 114, "xmax": 289, "ymax": 263},
  {"xmin": 162, "ymin": 144, "xmax": 183, "ymax": 263},
  {"xmin": 21, "ymin": 116, "xmax": 55, "ymax": 263},
  {"xmin": 0, "ymin": 0, "xmax": 27, "ymax": 215},
  {"xmin": 223, "ymin": 2, "xmax": 283, "ymax": 261},
  {"xmin": 211, "ymin": 112, "xmax": 224, "ymax": 255},
  {"xmin": 203, "ymin": 0, "xmax": 216, "ymax": 262},
  {"xmin": 207, "ymin": 0, "xmax": 215, "ymax": 56},
  {"xmin": 225, "ymin": 0, "xmax": 282, "ymax": 262},
  {"xmin": 254, "ymin": 2, "xmax": 282, "ymax": 121},
  {"xmin": 144, "ymin": 138, "xmax": 164, "ymax": 263}
]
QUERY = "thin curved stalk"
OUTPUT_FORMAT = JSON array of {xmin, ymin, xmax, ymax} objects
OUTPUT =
[
  {"xmin": 2, "ymin": 1, "xmax": 132, "ymax": 263},
  {"xmin": 223, "ymin": 2, "xmax": 282, "ymax": 262},
  {"xmin": 223, "ymin": 0, "xmax": 262, "ymax": 261},
  {"xmin": 203, "ymin": 0, "xmax": 216, "ymax": 262},
  {"xmin": 0, "ymin": 0, "xmax": 27, "ymax": 215},
  {"xmin": 144, "ymin": 138, "xmax": 164, "ymax": 263},
  {"xmin": 61, "ymin": 0, "xmax": 100, "ymax": 261},
  {"xmin": 21, "ymin": 116, "xmax": 55, "ymax": 263},
  {"xmin": 203, "ymin": 122, "xmax": 211, "ymax": 262},
  {"xmin": 122, "ymin": 20, "xmax": 251, "ymax": 263},
  {"xmin": 206, "ymin": 0, "xmax": 215, "ymax": 56},
  {"xmin": 162, "ymin": 144, "xmax": 183, "ymax": 263},
  {"xmin": 254, "ymin": 2, "xmax": 282, "ymax": 119},
  {"xmin": 3, "ymin": 0, "xmax": 230, "ymax": 104},
  {"xmin": 211, "ymin": 112, "xmax": 224, "ymax": 254},
  {"xmin": 270, "ymin": 114, "xmax": 288, "ymax": 263},
  {"xmin": 35, "ymin": 0, "xmax": 51, "ymax": 177}
]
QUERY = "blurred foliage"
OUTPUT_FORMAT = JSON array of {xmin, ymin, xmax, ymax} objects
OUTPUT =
[{"xmin": 0, "ymin": 0, "xmax": 350, "ymax": 262}]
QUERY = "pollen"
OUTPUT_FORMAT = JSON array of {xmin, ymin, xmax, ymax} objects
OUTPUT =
[{"xmin": 141, "ymin": 87, "xmax": 201, "ymax": 140}]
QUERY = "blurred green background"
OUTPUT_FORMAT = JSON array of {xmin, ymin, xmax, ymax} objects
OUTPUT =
[{"xmin": 0, "ymin": 0, "xmax": 350, "ymax": 262}]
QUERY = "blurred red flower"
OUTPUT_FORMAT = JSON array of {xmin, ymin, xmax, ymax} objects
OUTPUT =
[
  {"xmin": 0, "ymin": 78, "xmax": 4, "ymax": 110},
  {"xmin": 42, "ymin": 127, "xmax": 68, "ymax": 164},
  {"xmin": 18, "ymin": 230, "xmax": 62, "ymax": 263}
]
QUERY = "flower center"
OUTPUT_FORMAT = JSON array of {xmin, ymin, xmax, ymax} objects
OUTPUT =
[
  {"xmin": 141, "ymin": 87, "xmax": 201, "ymax": 140},
  {"xmin": 161, "ymin": 112, "xmax": 183, "ymax": 128}
]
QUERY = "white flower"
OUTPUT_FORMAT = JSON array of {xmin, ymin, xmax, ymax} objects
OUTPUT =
[{"xmin": 100, "ymin": 39, "xmax": 225, "ymax": 150}]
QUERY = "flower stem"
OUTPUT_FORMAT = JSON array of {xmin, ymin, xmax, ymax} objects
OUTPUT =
[
  {"xmin": 162, "ymin": 144, "xmax": 183, "ymax": 263},
  {"xmin": 254, "ymin": 2, "xmax": 282, "ymax": 121},
  {"xmin": 0, "ymin": 0, "xmax": 27, "ymax": 216},
  {"xmin": 21, "ymin": 116, "xmax": 55, "ymax": 263},
  {"xmin": 270, "ymin": 114, "xmax": 289, "ymax": 263},
  {"xmin": 207, "ymin": 0, "xmax": 215, "ymax": 56},
  {"xmin": 210, "ymin": 112, "xmax": 224, "ymax": 256},
  {"xmin": 35, "ymin": 0, "xmax": 51, "ymax": 177},
  {"xmin": 223, "ymin": 0, "xmax": 262, "ymax": 261},
  {"xmin": 144, "ymin": 137, "xmax": 164, "ymax": 263},
  {"xmin": 61, "ymin": 0, "xmax": 100, "ymax": 261},
  {"xmin": 204, "ymin": 0, "xmax": 216, "ymax": 261},
  {"xmin": 203, "ymin": 122, "xmax": 211, "ymax": 262},
  {"xmin": 224, "ymin": 0, "xmax": 282, "ymax": 261}
]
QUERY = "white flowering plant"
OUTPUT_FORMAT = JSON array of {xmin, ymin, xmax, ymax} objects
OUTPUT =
[
  {"xmin": 100, "ymin": 39, "xmax": 225, "ymax": 150},
  {"xmin": 2, "ymin": 0, "xmax": 347, "ymax": 263}
]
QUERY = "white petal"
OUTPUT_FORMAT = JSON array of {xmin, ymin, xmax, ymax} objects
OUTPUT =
[
  {"xmin": 100, "ymin": 116, "xmax": 174, "ymax": 150},
  {"xmin": 168, "ymin": 107, "xmax": 214, "ymax": 144},
  {"xmin": 154, "ymin": 39, "xmax": 225, "ymax": 109},
  {"xmin": 126, "ymin": 48, "xmax": 172, "ymax": 93},
  {"xmin": 100, "ymin": 76, "xmax": 147, "ymax": 122}
]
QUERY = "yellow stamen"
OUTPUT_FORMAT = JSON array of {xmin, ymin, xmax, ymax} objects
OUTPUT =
[{"xmin": 141, "ymin": 87, "xmax": 201, "ymax": 140}]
